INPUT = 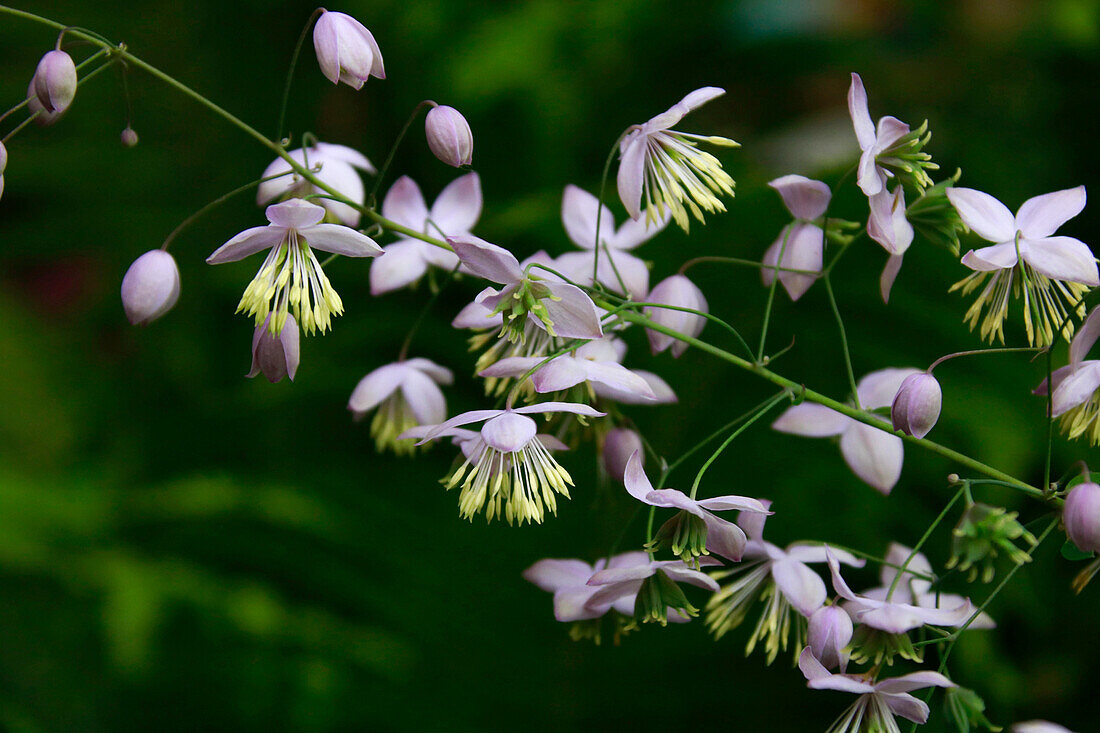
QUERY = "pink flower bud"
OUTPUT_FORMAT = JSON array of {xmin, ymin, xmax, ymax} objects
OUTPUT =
[
  {"xmin": 425, "ymin": 105, "xmax": 473, "ymax": 167},
  {"xmin": 32, "ymin": 49, "xmax": 77, "ymax": 114},
  {"xmin": 602, "ymin": 428, "xmax": 643, "ymax": 482},
  {"xmin": 891, "ymin": 372, "xmax": 942, "ymax": 439},
  {"xmin": 1064, "ymin": 482, "xmax": 1100, "ymax": 553},
  {"xmin": 27, "ymin": 80, "xmax": 63, "ymax": 126},
  {"xmin": 807, "ymin": 605, "xmax": 853, "ymax": 671},
  {"xmin": 248, "ymin": 314, "xmax": 300, "ymax": 383},
  {"xmin": 644, "ymin": 274, "xmax": 708, "ymax": 357},
  {"xmin": 312, "ymin": 11, "xmax": 385, "ymax": 90},
  {"xmin": 120, "ymin": 127, "xmax": 139, "ymax": 147},
  {"xmin": 120, "ymin": 250, "xmax": 181, "ymax": 325},
  {"xmin": 0, "ymin": 141, "xmax": 7, "ymax": 200}
]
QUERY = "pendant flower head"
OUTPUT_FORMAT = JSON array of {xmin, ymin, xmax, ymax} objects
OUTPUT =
[
  {"xmin": 248, "ymin": 314, "xmax": 300, "ymax": 383},
  {"xmin": 207, "ymin": 199, "xmax": 383, "ymax": 336},
  {"xmin": 348, "ymin": 358, "xmax": 453, "ymax": 455},
  {"xmin": 617, "ymin": 87, "xmax": 739, "ymax": 232},
  {"xmin": 411, "ymin": 402, "xmax": 603, "ymax": 525},
  {"xmin": 258, "ymin": 143, "xmax": 375, "ymax": 227},
  {"xmin": 947, "ymin": 186, "xmax": 1098, "ymax": 346}
]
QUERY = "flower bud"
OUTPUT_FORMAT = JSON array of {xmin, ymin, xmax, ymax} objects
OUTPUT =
[
  {"xmin": 32, "ymin": 49, "xmax": 77, "ymax": 114},
  {"xmin": 248, "ymin": 314, "xmax": 300, "ymax": 383},
  {"xmin": 807, "ymin": 605, "xmax": 853, "ymax": 671},
  {"xmin": 27, "ymin": 80, "xmax": 63, "ymax": 126},
  {"xmin": 312, "ymin": 10, "xmax": 385, "ymax": 90},
  {"xmin": 120, "ymin": 127, "xmax": 139, "ymax": 147},
  {"xmin": 425, "ymin": 105, "xmax": 473, "ymax": 167},
  {"xmin": 602, "ymin": 428, "xmax": 643, "ymax": 482},
  {"xmin": 1064, "ymin": 482, "xmax": 1100, "ymax": 553},
  {"xmin": 644, "ymin": 274, "xmax": 708, "ymax": 358},
  {"xmin": 891, "ymin": 371, "xmax": 942, "ymax": 438},
  {"xmin": 0, "ymin": 141, "xmax": 7, "ymax": 200},
  {"xmin": 120, "ymin": 250, "xmax": 181, "ymax": 325}
]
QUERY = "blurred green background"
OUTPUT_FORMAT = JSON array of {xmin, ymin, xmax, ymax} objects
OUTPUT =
[{"xmin": 2, "ymin": 0, "xmax": 1100, "ymax": 730}]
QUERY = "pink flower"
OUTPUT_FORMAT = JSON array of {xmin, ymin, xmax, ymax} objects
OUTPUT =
[
  {"xmin": 761, "ymin": 175, "xmax": 830, "ymax": 301},
  {"xmin": 312, "ymin": 10, "xmax": 384, "ymax": 89},
  {"xmin": 348, "ymin": 358, "xmax": 453, "ymax": 454}
]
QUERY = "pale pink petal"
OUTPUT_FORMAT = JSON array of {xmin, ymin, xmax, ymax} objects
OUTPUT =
[
  {"xmin": 405, "ymin": 358, "xmax": 453, "ymax": 385},
  {"xmin": 417, "ymin": 408, "xmax": 504, "ymax": 444},
  {"xmin": 381, "ymin": 176, "xmax": 429, "ymax": 230},
  {"xmin": 400, "ymin": 369, "xmax": 447, "ymax": 425},
  {"xmin": 701, "ymin": 512, "xmax": 748, "ymax": 561},
  {"xmin": 1016, "ymin": 186, "xmax": 1086, "ymax": 239},
  {"xmin": 847, "ymin": 73, "xmax": 876, "ymax": 152},
  {"xmin": 561, "ymin": 184, "xmax": 614, "ymax": 250},
  {"xmin": 839, "ymin": 422, "xmax": 903, "ymax": 494},
  {"xmin": 582, "ymin": 361, "xmax": 656, "ymax": 400},
  {"xmin": 448, "ymin": 235, "xmax": 523, "ymax": 284},
  {"xmin": 876, "ymin": 670, "xmax": 956, "ymax": 694},
  {"xmin": 431, "ymin": 171, "xmax": 482, "ymax": 235},
  {"xmin": 598, "ymin": 250, "xmax": 651, "ymax": 300},
  {"xmin": 266, "ymin": 198, "xmax": 327, "ymax": 229},
  {"xmin": 587, "ymin": 565, "xmax": 655, "ymax": 586},
  {"xmin": 645, "ymin": 488, "xmax": 705, "ymax": 516},
  {"xmin": 1021, "ymin": 236, "xmax": 1100, "ymax": 287},
  {"xmin": 644, "ymin": 86, "xmax": 725, "ymax": 132},
  {"xmin": 858, "ymin": 367, "xmax": 922, "ymax": 409},
  {"xmin": 452, "ymin": 288, "xmax": 502, "ymax": 329},
  {"xmin": 370, "ymin": 241, "xmax": 429, "ymax": 295},
  {"xmin": 880, "ymin": 253, "xmax": 904, "ymax": 304},
  {"xmin": 658, "ymin": 561, "xmax": 721, "ymax": 591},
  {"xmin": 313, "ymin": 143, "xmax": 375, "ymax": 173},
  {"xmin": 1051, "ymin": 363, "xmax": 1100, "ymax": 416},
  {"xmin": 770, "ymin": 174, "xmax": 832, "ymax": 220},
  {"xmin": 874, "ymin": 116, "xmax": 910, "ymax": 149},
  {"xmin": 787, "ymin": 544, "xmax": 864, "ymax": 567},
  {"xmin": 777, "ymin": 223, "xmax": 825, "ymax": 301},
  {"xmin": 542, "ymin": 281, "xmax": 605, "ymax": 339},
  {"xmin": 772, "ymin": 558, "xmax": 827, "ymax": 617},
  {"xmin": 617, "ymin": 133, "xmax": 647, "ymax": 220},
  {"xmin": 554, "ymin": 587, "xmax": 608, "ymax": 622},
  {"xmin": 772, "ymin": 403, "xmax": 849, "ymax": 437},
  {"xmin": 478, "ymin": 356, "xmax": 545, "ymax": 379},
  {"xmin": 522, "ymin": 558, "xmax": 595, "ymax": 592},
  {"xmin": 867, "ymin": 186, "xmax": 913, "ymax": 256},
  {"xmin": 1071, "ymin": 306, "xmax": 1100, "ymax": 368},
  {"xmin": 623, "ymin": 451, "xmax": 655, "ymax": 503},
  {"xmin": 946, "ymin": 188, "xmax": 1017, "ymax": 243},
  {"xmin": 481, "ymin": 412, "xmax": 537, "ymax": 452},
  {"xmin": 529, "ymin": 357, "xmax": 588, "ymax": 392},
  {"xmin": 961, "ymin": 242, "xmax": 1020, "ymax": 271},
  {"xmin": 207, "ymin": 226, "xmax": 285, "ymax": 264},
  {"xmin": 347, "ymin": 364, "xmax": 406, "ymax": 415},
  {"xmin": 696, "ymin": 495, "xmax": 770, "ymax": 513},
  {"xmin": 857, "ymin": 151, "xmax": 884, "ymax": 197},
  {"xmin": 513, "ymin": 402, "xmax": 605, "ymax": 418},
  {"xmin": 612, "ymin": 207, "xmax": 670, "ymax": 250},
  {"xmin": 881, "ymin": 693, "xmax": 931, "ymax": 724},
  {"xmin": 300, "ymin": 223, "xmax": 383, "ymax": 257}
]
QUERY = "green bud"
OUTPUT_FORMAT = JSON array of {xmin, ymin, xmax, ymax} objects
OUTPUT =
[
  {"xmin": 944, "ymin": 686, "xmax": 1003, "ymax": 732},
  {"xmin": 947, "ymin": 502, "xmax": 1037, "ymax": 583}
]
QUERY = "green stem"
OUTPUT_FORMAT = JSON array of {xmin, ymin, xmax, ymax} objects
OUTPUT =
[
  {"xmin": 680, "ymin": 255, "xmax": 820, "ymax": 277},
  {"xmin": 823, "ymin": 273, "xmax": 861, "ymax": 409},
  {"xmin": 688, "ymin": 391, "xmax": 788, "ymax": 499},
  {"xmin": 274, "ymin": 7, "xmax": 324, "ymax": 143},
  {"xmin": 161, "ymin": 172, "xmax": 293, "ymax": 252},
  {"xmin": 367, "ymin": 100, "xmax": 435, "ymax": 206},
  {"xmin": 757, "ymin": 221, "xmax": 795, "ymax": 361},
  {"xmin": 884, "ymin": 482, "xmax": 967, "ymax": 602},
  {"xmin": 614, "ymin": 301, "xmax": 754, "ymax": 361},
  {"xmin": 927, "ymin": 346, "xmax": 1043, "ymax": 373},
  {"xmin": 591, "ymin": 135, "xmax": 625, "ymax": 286},
  {"xmin": 363, "ymin": 209, "xmax": 452, "ymax": 250}
]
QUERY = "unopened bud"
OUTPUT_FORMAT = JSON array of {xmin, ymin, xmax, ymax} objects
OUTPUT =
[
  {"xmin": 807, "ymin": 605, "xmax": 853, "ymax": 671},
  {"xmin": 312, "ymin": 10, "xmax": 385, "ymax": 90},
  {"xmin": 602, "ymin": 428, "xmax": 643, "ymax": 482},
  {"xmin": 425, "ymin": 105, "xmax": 473, "ymax": 167},
  {"xmin": 891, "ymin": 371, "xmax": 942, "ymax": 438},
  {"xmin": 32, "ymin": 49, "xmax": 77, "ymax": 114},
  {"xmin": 120, "ymin": 127, "xmax": 139, "ymax": 147},
  {"xmin": 120, "ymin": 250, "xmax": 180, "ymax": 325},
  {"xmin": 248, "ymin": 314, "xmax": 300, "ymax": 383},
  {"xmin": 1064, "ymin": 482, "xmax": 1100, "ymax": 554},
  {"xmin": 0, "ymin": 141, "xmax": 7, "ymax": 200}
]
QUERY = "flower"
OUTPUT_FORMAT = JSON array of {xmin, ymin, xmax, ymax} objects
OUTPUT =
[
  {"xmin": 257, "ymin": 142, "xmax": 375, "ymax": 227},
  {"xmin": 624, "ymin": 450, "xmax": 769, "ymax": 565},
  {"xmin": 370, "ymin": 173, "xmax": 477, "ymax": 294},
  {"xmin": 848, "ymin": 72, "xmax": 936, "ymax": 196},
  {"xmin": 947, "ymin": 185, "xmax": 1098, "ymax": 346},
  {"xmin": 644, "ymin": 274, "xmax": 708, "ymax": 358},
  {"xmin": 248, "ymin": 314, "xmax": 299, "ymax": 383},
  {"xmin": 32, "ymin": 50, "xmax": 77, "ymax": 115},
  {"xmin": 449, "ymin": 235, "xmax": 604, "ymax": 341},
  {"xmin": 347, "ymin": 358, "xmax": 453, "ymax": 454},
  {"xmin": 207, "ymin": 198, "xmax": 383, "ymax": 335},
  {"xmin": 1063, "ymin": 482, "xmax": 1100, "ymax": 554},
  {"xmin": 617, "ymin": 87, "xmax": 738, "ymax": 232},
  {"xmin": 556, "ymin": 184, "xmax": 668, "ymax": 299},
  {"xmin": 891, "ymin": 372, "xmax": 942, "ymax": 439},
  {"xmin": 523, "ymin": 552, "xmax": 649, "ymax": 623},
  {"xmin": 586, "ymin": 557, "xmax": 720, "ymax": 626},
  {"xmin": 1036, "ymin": 306, "xmax": 1100, "ymax": 444},
  {"xmin": 424, "ymin": 105, "xmax": 473, "ymax": 167},
  {"xmin": 411, "ymin": 402, "xmax": 604, "ymax": 524},
  {"xmin": 120, "ymin": 250, "xmax": 180, "ymax": 325},
  {"xmin": 808, "ymin": 605, "xmax": 854, "ymax": 672},
  {"xmin": 772, "ymin": 368, "xmax": 920, "ymax": 494},
  {"xmin": 761, "ymin": 175, "xmax": 830, "ymax": 301},
  {"xmin": 312, "ymin": 10, "xmax": 384, "ymax": 89},
  {"xmin": 705, "ymin": 507, "xmax": 864, "ymax": 663},
  {"xmin": 798, "ymin": 647, "xmax": 955, "ymax": 732}
]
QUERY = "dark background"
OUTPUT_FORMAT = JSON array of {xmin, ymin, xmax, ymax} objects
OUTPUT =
[{"xmin": 2, "ymin": 0, "xmax": 1099, "ymax": 730}]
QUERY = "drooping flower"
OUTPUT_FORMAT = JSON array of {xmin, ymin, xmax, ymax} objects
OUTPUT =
[
  {"xmin": 207, "ymin": 198, "xmax": 383, "ymax": 335},
  {"xmin": 1035, "ymin": 306, "xmax": 1100, "ymax": 445},
  {"xmin": 556, "ymin": 184, "xmax": 668, "ymax": 299},
  {"xmin": 848, "ymin": 72, "xmax": 936, "ymax": 196},
  {"xmin": 808, "ymin": 605, "xmax": 854, "ymax": 672},
  {"xmin": 248, "ymin": 314, "xmax": 300, "ymax": 383},
  {"xmin": 586, "ymin": 557, "xmax": 720, "ymax": 626},
  {"xmin": 617, "ymin": 87, "xmax": 738, "ymax": 232},
  {"xmin": 798, "ymin": 647, "xmax": 955, "ymax": 732},
  {"xmin": 370, "ymin": 173, "xmax": 477, "ymax": 294},
  {"xmin": 425, "ymin": 105, "xmax": 473, "ymax": 167},
  {"xmin": 348, "ymin": 358, "xmax": 453, "ymax": 454},
  {"xmin": 761, "ymin": 175, "xmax": 830, "ymax": 301},
  {"xmin": 449, "ymin": 235, "xmax": 604, "ymax": 342},
  {"xmin": 890, "ymin": 372, "xmax": 942, "ymax": 439},
  {"xmin": 705, "ymin": 507, "xmax": 864, "ymax": 664},
  {"xmin": 32, "ymin": 49, "xmax": 77, "ymax": 115},
  {"xmin": 772, "ymin": 368, "xmax": 920, "ymax": 494},
  {"xmin": 946, "ymin": 185, "xmax": 1097, "ymax": 346},
  {"xmin": 410, "ymin": 402, "xmax": 604, "ymax": 525},
  {"xmin": 644, "ymin": 274, "xmax": 708, "ymax": 358},
  {"xmin": 257, "ymin": 142, "xmax": 375, "ymax": 227},
  {"xmin": 120, "ymin": 250, "xmax": 181, "ymax": 326},
  {"xmin": 312, "ymin": 10, "xmax": 385, "ymax": 89}
]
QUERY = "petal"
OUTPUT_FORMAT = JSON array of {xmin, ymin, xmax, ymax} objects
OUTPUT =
[
  {"xmin": 1051, "ymin": 363, "xmax": 1100, "ymax": 416},
  {"xmin": 623, "ymin": 450, "xmax": 656, "ymax": 503},
  {"xmin": 452, "ymin": 288, "xmax": 503, "ymax": 329},
  {"xmin": 300, "ymin": 223, "xmax": 383, "ymax": 257},
  {"xmin": 696, "ymin": 494, "xmax": 770, "ymax": 513},
  {"xmin": 530, "ymin": 356, "xmax": 588, "ymax": 392},
  {"xmin": 400, "ymin": 369, "xmax": 447, "ymax": 425},
  {"xmin": 701, "ymin": 512, "xmax": 748, "ymax": 561},
  {"xmin": 347, "ymin": 364, "xmax": 405, "ymax": 415},
  {"xmin": 874, "ymin": 116, "xmax": 910, "ymax": 149},
  {"xmin": 417, "ymin": 408, "xmax": 504, "ymax": 444},
  {"xmin": 591, "ymin": 369, "xmax": 677, "ymax": 405},
  {"xmin": 612, "ymin": 207, "xmax": 670, "ymax": 250},
  {"xmin": 313, "ymin": 159, "xmax": 367, "ymax": 226},
  {"xmin": 481, "ymin": 412, "xmax": 537, "ymax": 452},
  {"xmin": 777, "ymin": 223, "xmax": 825, "ymax": 301},
  {"xmin": 266, "ymin": 198, "xmax": 327, "ymax": 228},
  {"xmin": 855, "ymin": 603, "xmax": 928, "ymax": 633},
  {"xmin": 542, "ymin": 281, "xmax": 605, "ymax": 339},
  {"xmin": 946, "ymin": 187, "xmax": 1017, "ymax": 243},
  {"xmin": 876, "ymin": 670, "xmax": 956, "ymax": 694},
  {"xmin": 553, "ymin": 587, "xmax": 608, "ymax": 622},
  {"xmin": 370, "ymin": 241, "xmax": 429, "ymax": 295},
  {"xmin": 381, "ymin": 176, "xmax": 429, "ymax": 230},
  {"xmin": 617, "ymin": 134, "xmax": 647, "ymax": 220},
  {"xmin": 597, "ymin": 250, "xmax": 650, "ymax": 300},
  {"xmin": 881, "ymin": 693, "xmax": 930, "ymax": 724},
  {"xmin": 582, "ymin": 361, "xmax": 656, "ymax": 400},
  {"xmin": 658, "ymin": 561, "xmax": 721, "ymax": 591},
  {"xmin": 847, "ymin": 73, "xmax": 876, "ymax": 151},
  {"xmin": 867, "ymin": 186, "xmax": 913, "ymax": 256},
  {"xmin": 769, "ymin": 174, "xmax": 832, "ymax": 220},
  {"xmin": 431, "ymin": 171, "xmax": 483, "ymax": 235},
  {"xmin": 405, "ymin": 357, "xmax": 453, "ymax": 385},
  {"xmin": 880, "ymin": 253, "xmax": 904, "ymax": 304},
  {"xmin": 207, "ymin": 226, "xmax": 284, "ymax": 264},
  {"xmin": 961, "ymin": 241, "xmax": 1020, "ymax": 271},
  {"xmin": 772, "ymin": 558, "xmax": 827, "ymax": 617},
  {"xmin": 513, "ymin": 401, "xmax": 605, "ymax": 418},
  {"xmin": 772, "ymin": 403, "xmax": 849, "ymax": 437},
  {"xmin": 1016, "ymin": 186, "xmax": 1086, "ymax": 239},
  {"xmin": 448, "ymin": 235, "xmax": 523, "ymax": 284},
  {"xmin": 826, "ymin": 550, "xmax": 871, "ymax": 605},
  {"xmin": 478, "ymin": 356, "xmax": 545, "ymax": 379},
  {"xmin": 787, "ymin": 544, "xmax": 864, "ymax": 568},
  {"xmin": 561, "ymin": 184, "xmax": 614, "ymax": 250},
  {"xmin": 313, "ymin": 142, "xmax": 375, "ymax": 173},
  {"xmin": 587, "ymin": 565, "xmax": 655, "ymax": 586},
  {"xmin": 1021, "ymin": 236, "xmax": 1100, "ymax": 286},
  {"xmin": 857, "ymin": 367, "xmax": 922, "ymax": 409},
  {"xmin": 1071, "ymin": 306, "xmax": 1100, "ymax": 368},
  {"xmin": 857, "ymin": 151, "xmax": 884, "ymax": 197},
  {"xmin": 312, "ymin": 16, "xmax": 341, "ymax": 84},
  {"xmin": 839, "ymin": 422, "xmax": 904, "ymax": 494},
  {"xmin": 644, "ymin": 87, "xmax": 725, "ymax": 131},
  {"xmin": 522, "ymin": 558, "xmax": 594, "ymax": 592}
]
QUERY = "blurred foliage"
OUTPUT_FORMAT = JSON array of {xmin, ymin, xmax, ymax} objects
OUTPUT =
[{"xmin": 2, "ymin": 0, "xmax": 1100, "ymax": 730}]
